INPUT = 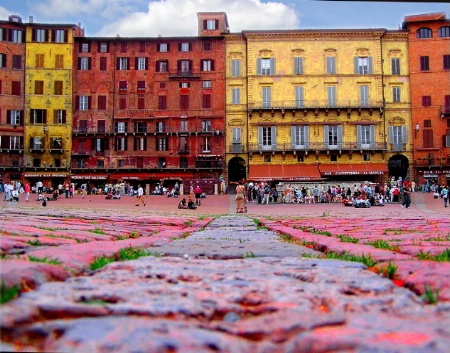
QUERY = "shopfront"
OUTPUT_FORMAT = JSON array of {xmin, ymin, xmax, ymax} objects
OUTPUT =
[
  {"xmin": 318, "ymin": 163, "xmax": 388, "ymax": 183},
  {"xmin": 23, "ymin": 172, "xmax": 70, "ymax": 192}
]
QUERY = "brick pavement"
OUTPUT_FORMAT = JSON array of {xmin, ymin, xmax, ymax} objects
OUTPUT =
[{"xmin": 0, "ymin": 192, "xmax": 449, "ymax": 352}]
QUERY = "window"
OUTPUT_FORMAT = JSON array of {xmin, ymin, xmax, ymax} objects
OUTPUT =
[
  {"xmin": 257, "ymin": 58, "xmax": 275, "ymax": 75},
  {"xmin": 158, "ymin": 96, "xmax": 167, "ymax": 110},
  {"xmin": 138, "ymin": 41, "xmax": 146, "ymax": 53},
  {"xmin": 201, "ymin": 136, "xmax": 211, "ymax": 153},
  {"xmin": 98, "ymin": 95, "xmax": 106, "ymax": 110},
  {"xmin": 36, "ymin": 54, "xmax": 44, "ymax": 68},
  {"xmin": 258, "ymin": 126, "xmax": 276, "ymax": 150},
  {"xmin": 54, "ymin": 81, "xmax": 63, "ymax": 95},
  {"xmin": 231, "ymin": 127, "xmax": 242, "ymax": 153},
  {"xmin": 116, "ymin": 137, "xmax": 127, "ymax": 151},
  {"xmin": 264, "ymin": 156, "xmax": 271, "ymax": 163},
  {"xmin": 158, "ymin": 43, "xmax": 168, "ymax": 52},
  {"xmin": 10, "ymin": 29, "xmax": 23, "ymax": 43},
  {"xmin": 120, "ymin": 42, "xmax": 127, "ymax": 53},
  {"xmin": 138, "ymin": 97, "xmax": 145, "ymax": 109},
  {"xmin": 115, "ymin": 122, "xmax": 127, "ymax": 133},
  {"xmin": 156, "ymin": 60, "xmax": 168, "ymax": 72},
  {"xmin": 80, "ymin": 42, "xmax": 90, "ymax": 53},
  {"xmin": 53, "ymin": 30, "xmax": 66, "ymax": 43},
  {"xmin": 356, "ymin": 125, "xmax": 375, "ymax": 149},
  {"xmin": 11, "ymin": 81, "xmax": 21, "ymax": 95},
  {"xmin": 180, "ymin": 157, "xmax": 188, "ymax": 168},
  {"xmin": 202, "ymin": 94, "xmax": 211, "ymax": 109},
  {"xmin": 99, "ymin": 57, "xmax": 107, "ymax": 70},
  {"xmin": 201, "ymin": 59, "xmax": 214, "ymax": 71},
  {"xmin": 119, "ymin": 81, "xmax": 127, "ymax": 93},
  {"xmin": 78, "ymin": 120, "xmax": 88, "ymax": 133},
  {"xmin": 2, "ymin": 136, "xmax": 23, "ymax": 150},
  {"xmin": 202, "ymin": 120, "xmax": 211, "ymax": 132},
  {"xmin": 0, "ymin": 53, "xmax": 5, "ymax": 68},
  {"xmin": 158, "ymin": 157, "xmax": 166, "ymax": 168},
  {"xmin": 360, "ymin": 85, "xmax": 369, "ymax": 106},
  {"xmin": 231, "ymin": 59, "xmax": 241, "ymax": 77},
  {"xmin": 180, "ymin": 94, "xmax": 189, "ymax": 109},
  {"xmin": 117, "ymin": 57, "xmax": 129, "ymax": 70},
  {"xmin": 422, "ymin": 96, "xmax": 431, "ymax": 107},
  {"xmin": 94, "ymin": 138, "xmax": 106, "ymax": 152},
  {"xmin": 417, "ymin": 27, "xmax": 432, "ymax": 38},
  {"xmin": 179, "ymin": 42, "xmax": 191, "ymax": 52},
  {"xmin": 51, "ymin": 137, "xmax": 62, "ymax": 149},
  {"xmin": 324, "ymin": 125, "xmax": 342, "ymax": 149},
  {"xmin": 327, "ymin": 86, "xmax": 337, "ymax": 107},
  {"xmin": 55, "ymin": 54, "xmax": 64, "ymax": 69},
  {"xmin": 136, "ymin": 57, "xmax": 148, "ymax": 70},
  {"xmin": 363, "ymin": 153, "xmax": 371, "ymax": 161},
  {"xmin": 294, "ymin": 57, "xmax": 304, "ymax": 75},
  {"xmin": 205, "ymin": 19, "xmax": 217, "ymax": 30},
  {"xmin": 295, "ymin": 86, "xmax": 304, "ymax": 108},
  {"xmin": 262, "ymin": 86, "xmax": 271, "ymax": 108},
  {"xmin": 137, "ymin": 81, "xmax": 145, "ymax": 93},
  {"xmin": 34, "ymin": 29, "xmax": 47, "ymax": 42},
  {"xmin": 389, "ymin": 125, "xmax": 407, "ymax": 148},
  {"xmin": 97, "ymin": 160, "xmax": 105, "ymax": 168},
  {"xmin": 98, "ymin": 120, "xmax": 106, "ymax": 133},
  {"xmin": 423, "ymin": 130, "xmax": 434, "ymax": 148},
  {"xmin": 35, "ymin": 80, "xmax": 44, "ymax": 95},
  {"xmin": 78, "ymin": 57, "xmax": 91, "ymax": 70},
  {"xmin": 180, "ymin": 82, "xmax": 190, "ymax": 88},
  {"xmin": 157, "ymin": 138, "xmax": 168, "ymax": 151},
  {"xmin": 391, "ymin": 58, "xmax": 400, "ymax": 75},
  {"xmin": 134, "ymin": 121, "xmax": 147, "ymax": 133},
  {"xmin": 54, "ymin": 110, "xmax": 66, "ymax": 124},
  {"xmin": 231, "ymin": 88, "xmax": 240, "ymax": 104},
  {"xmin": 156, "ymin": 121, "xmax": 165, "ymax": 133},
  {"xmin": 438, "ymin": 26, "xmax": 450, "ymax": 38},
  {"xmin": 31, "ymin": 137, "xmax": 43, "ymax": 150},
  {"xmin": 203, "ymin": 42, "xmax": 211, "ymax": 51},
  {"xmin": 119, "ymin": 97, "xmax": 126, "ymax": 110},
  {"xmin": 8, "ymin": 110, "xmax": 22, "ymax": 125},
  {"xmin": 354, "ymin": 56, "xmax": 373, "ymax": 74},
  {"xmin": 0, "ymin": 28, "xmax": 3, "ymax": 41},
  {"xmin": 444, "ymin": 55, "xmax": 450, "ymax": 70},
  {"xmin": 99, "ymin": 42, "xmax": 109, "ymax": 53},
  {"xmin": 420, "ymin": 56, "xmax": 429, "ymax": 71},
  {"xmin": 423, "ymin": 119, "xmax": 431, "ymax": 128},
  {"xmin": 12, "ymin": 55, "xmax": 21, "ymax": 69},
  {"xmin": 203, "ymin": 80, "xmax": 211, "ymax": 88},
  {"xmin": 291, "ymin": 126, "xmax": 310, "ymax": 148},
  {"xmin": 79, "ymin": 96, "xmax": 90, "ymax": 110},
  {"xmin": 179, "ymin": 60, "xmax": 191, "ymax": 75},
  {"xmin": 326, "ymin": 57, "xmax": 336, "ymax": 74},
  {"xmin": 392, "ymin": 86, "xmax": 401, "ymax": 103},
  {"xmin": 30, "ymin": 109, "xmax": 47, "ymax": 124},
  {"xmin": 134, "ymin": 137, "xmax": 146, "ymax": 151}
]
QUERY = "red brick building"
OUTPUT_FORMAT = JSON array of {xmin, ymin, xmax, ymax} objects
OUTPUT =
[
  {"xmin": 0, "ymin": 15, "xmax": 26, "ymax": 185},
  {"xmin": 403, "ymin": 13, "xmax": 450, "ymax": 186},
  {"xmin": 72, "ymin": 12, "xmax": 228, "ymax": 194}
]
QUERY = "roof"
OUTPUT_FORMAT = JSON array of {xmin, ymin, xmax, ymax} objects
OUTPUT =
[{"xmin": 403, "ymin": 12, "xmax": 446, "ymax": 23}]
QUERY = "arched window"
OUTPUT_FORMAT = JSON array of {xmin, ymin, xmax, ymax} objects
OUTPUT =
[
  {"xmin": 438, "ymin": 26, "xmax": 450, "ymax": 38},
  {"xmin": 416, "ymin": 27, "xmax": 433, "ymax": 38}
]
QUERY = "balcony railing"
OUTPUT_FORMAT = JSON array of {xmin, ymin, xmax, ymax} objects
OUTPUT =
[
  {"xmin": 229, "ymin": 144, "xmax": 245, "ymax": 153},
  {"xmin": 248, "ymin": 99, "xmax": 384, "ymax": 110},
  {"xmin": 415, "ymin": 158, "xmax": 450, "ymax": 167},
  {"xmin": 248, "ymin": 142, "xmax": 387, "ymax": 152}
]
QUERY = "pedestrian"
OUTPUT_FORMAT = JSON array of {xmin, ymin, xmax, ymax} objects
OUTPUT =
[
  {"xmin": 135, "ymin": 184, "xmax": 146, "ymax": 206},
  {"xmin": 262, "ymin": 183, "xmax": 271, "ymax": 205},
  {"xmin": 235, "ymin": 181, "xmax": 245, "ymax": 213},
  {"xmin": 441, "ymin": 185, "xmax": 448, "ymax": 208},
  {"xmin": 402, "ymin": 186, "xmax": 411, "ymax": 208},
  {"xmin": 194, "ymin": 184, "xmax": 202, "ymax": 206},
  {"xmin": 24, "ymin": 182, "xmax": 31, "ymax": 202},
  {"xmin": 81, "ymin": 183, "xmax": 87, "ymax": 198},
  {"xmin": 36, "ymin": 180, "xmax": 43, "ymax": 194}
]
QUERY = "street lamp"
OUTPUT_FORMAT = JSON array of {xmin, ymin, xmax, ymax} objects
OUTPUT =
[{"xmin": 415, "ymin": 122, "xmax": 420, "ymax": 137}]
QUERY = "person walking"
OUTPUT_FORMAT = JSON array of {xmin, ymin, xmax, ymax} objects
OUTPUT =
[
  {"xmin": 135, "ymin": 184, "xmax": 146, "ymax": 206},
  {"xmin": 402, "ymin": 186, "xmax": 412, "ymax": 208},
  {"xmin": 235, "ymin": 181, "xmax": 245, "ymax": 213},
  {"xmin": 24, "ymin": 182, "xmax": 31, "ymax": 202},
  {"xmin": 441, "ymin": 185, "xmax": 449, "ymax": 208}
]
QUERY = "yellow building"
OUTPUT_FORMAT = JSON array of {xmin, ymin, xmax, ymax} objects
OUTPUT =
[
  {"xmin": 225, "ymin": 29, "xmax": 412, "ymax": 187},
  {"xmin": 24, "ymin": 22, "xmax": 83, "ymax": 188}
]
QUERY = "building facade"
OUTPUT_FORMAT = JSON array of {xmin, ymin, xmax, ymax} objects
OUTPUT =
[{"xmin": 403, "ymin": 13, "xmax": 450, "ymax": 186}]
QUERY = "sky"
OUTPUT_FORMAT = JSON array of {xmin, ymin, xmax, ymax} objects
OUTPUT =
[{"xmin": 0, "ymin": 0, "xmax": 448, "ymax": 37}]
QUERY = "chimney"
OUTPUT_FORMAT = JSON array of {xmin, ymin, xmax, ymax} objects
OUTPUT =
[{"xmin": 29, "ymin": 16, "xmax": 33, "ymax": 23}]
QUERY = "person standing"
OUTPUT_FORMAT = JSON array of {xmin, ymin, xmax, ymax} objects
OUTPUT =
[
  {"xmin": 135, "ymin": 184, "xmax": 146, "ymax": 206},
  {"xmin": 194, "ymin": 184, "xmax": 202, "ymax": 206},
  {"xmin": 81, "ymin": 183, "xmax": 87, "ymax": 198},
  {"xmin": 402, "ymin": 186, "xmax": 411, "ymax": 208},
  {"xmin": 262, "ymin": 183, "xmax": 271, "ymax": 205},
  {"xmin": 36, "ymin": 180, "xmax": 43, "ymax": 194},
  {"xmin": 441, "ymin": 185, "xmax": 449, "ymax": 208},
  {"xmin": 235, "ymin": 181, "xmax": 245, "ymax": 213},
  {"xmin": 24, "ymin": 182, "xmax": 31, "ymax": 202}
]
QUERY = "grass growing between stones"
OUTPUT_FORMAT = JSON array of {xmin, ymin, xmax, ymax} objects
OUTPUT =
[
  {"xmin": 325, "ymin": 251, "xmax": 377, "ymax": 267},
  {"xmin": 28, "ymin": 256, "xmax": 62, "ymax": 265},
  {"xmin": 26, "ymin": 239, "xmax": 44, "ymax": 246},
  {"xmin": 92, "ymin": 228, "xmax": 105, "ymax": 235},
  {"xmin": 422, "ymin": 284, "xmax": 439, "ymax": 304},
  {"xmin": 244, "ymin": 251, "xmax": 256, "ymax": 258},
  {"xmin": 376, "ymin": 261, "xmax": 398, "ymax": 279},
  {"xmin": 364, "ymin": 239, "xmax": 400, "ymax": 252},
  {"xmin": 0, "ymin": 280, "xmax": 20, "ymax": 304},
  {"xmin": 337, "ymin": 234, "xmax": 359, "ymax": 243},
  {"xmin": 417, "ymin": 249, "xmax": 450, "ymax": 262},
  {"xmin": 90, "ymin": 246, "xmax": 155, "ymax": 270}
]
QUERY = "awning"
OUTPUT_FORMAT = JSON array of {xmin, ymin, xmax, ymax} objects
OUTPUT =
[
  {"xmin": 248, "ymin": 164, "xmax": 322, "ymax": 182},
  {"xmin": 70, "ymin": 174, "xmax": 108, "ymax": 180},
  {"xmin": 110, "ymin": 172, "xmax": 194, "ymax": 181},
  {"xmin": 24, "ymin": 172, "xmax": 69, "ymax": 178},
  {"xmin": 319, "ymin": 163, "xmax": 388, "ymax": 176}
]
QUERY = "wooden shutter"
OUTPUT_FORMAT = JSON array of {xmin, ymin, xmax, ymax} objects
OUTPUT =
[
  {"xmin": 368, "ymin": 56, "xmax": 373, "ymax": 74},
  {"xmin": 388, "ymin": 126, "xmax": 394, "ymax": 144},
  {"xmin": 401, "ymin": 126, "xmax": 408, "ymax": 144},
  {"xmin": 291, "ymin": 126, "xmax": 296, "ymax": 148},
  {"xmin": 369, "ymin": 125, "xmax": 375, "ymax": 148},
  {"xmin": 270, "ymin": 58, "xmax": 276, "ymax": 75},
  {"xmin": 271, "ymin": 126, "xmax": 277, "ymax": 149},
  {"xmin": 356, "ymin": 125, "xmax": 362, "ymax": 149},
  {"xmin": 304, "ymin": 126, "xmax": 310, "ymax": 149},
  {"xmin": 258, "ymin": 126, "xmax": 263, "ymax": 148},
  {"xmin": 256, "ymin": 58, "xmax": 261, "ymax": 75},
  {"xmin": 337, "ymin": 125, "xmax": 343, "ymax": 148},
  {"xmin": 354, "ymin": 56, "xmax": 359, "ymax": 74},
  {"xmin": 324, "ymin": 126, "xmax": 329, "ymax": 148}
]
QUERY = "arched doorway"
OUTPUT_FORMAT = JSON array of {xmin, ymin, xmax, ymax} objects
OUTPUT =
[
  {"xmin": 228, "ymin": 157, "xmax": 246, "ymax": 194},
  {"xmin": 388, "ymin": 155, "xmax": 409, "ymax": 180}
]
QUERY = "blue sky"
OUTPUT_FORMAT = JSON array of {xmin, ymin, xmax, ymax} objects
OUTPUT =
[{"xmin": 0, "ymin": 0, "xmax": 448, "ymax": 37}]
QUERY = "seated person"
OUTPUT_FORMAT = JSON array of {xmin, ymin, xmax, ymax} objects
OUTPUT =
[
  {"xmin": 105, "ymin": 190, "xmax": 113, "ymax": 200},
  {"xmin": 51, "ymin": 190, "xmax": 59, "ymax": 200},
  {"xmin": 11, "ymin": 189, "xmax": 20, "ymax": 201},
  {"xmin": 188, "ymin": 198, "xmax": 197, "ymax": 209},
  {"xmin": 342, "ymin": 197, "xmax": 353, "ymax": 207},
  {"xmin": 178, "ymin": 198, "xmax": 188, "ymax": 209},
  {"xmin": 112, "ymin": 192, "xmax": 121, "ymax": 199}
]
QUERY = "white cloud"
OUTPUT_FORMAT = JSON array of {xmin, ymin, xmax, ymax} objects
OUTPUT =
[
  {"xmin": 98, "ymin": 0, "xmax": 299, "ymax": 37},
  {"xmin": 0, "ymin": 6, "xmax": 12, "ymax": 20}
]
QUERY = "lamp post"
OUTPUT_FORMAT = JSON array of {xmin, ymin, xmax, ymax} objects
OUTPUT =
[{"xmin": 415, "ymin": 122, "xmax": 420, "ymax": 137}]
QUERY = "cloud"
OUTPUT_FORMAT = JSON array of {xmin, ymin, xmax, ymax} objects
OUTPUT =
[
  {"xmin": 97, "ymin": 0, "xmax": 299, "ymax": 37},
  {"xmin": 0, "ymin": 6, "xmax": 12, "ymax": 20}
]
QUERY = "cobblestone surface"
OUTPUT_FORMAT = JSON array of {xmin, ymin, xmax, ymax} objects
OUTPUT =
[{"xmin": 0, "ymin": 193, "xmax": 449, "ymax": 352}]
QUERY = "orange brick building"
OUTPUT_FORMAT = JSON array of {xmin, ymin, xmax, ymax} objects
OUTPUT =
[{"xmin": 403, "ymin": 13, "xmax": 450, "ymax": 187}]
